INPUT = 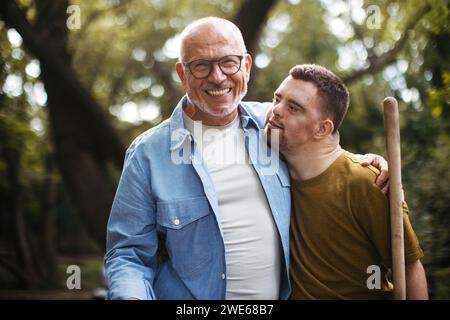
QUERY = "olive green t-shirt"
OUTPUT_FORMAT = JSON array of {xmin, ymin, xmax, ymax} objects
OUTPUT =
[{"xmin": 290, "ymin": 150, "xmax": 424, "ymax": 300}]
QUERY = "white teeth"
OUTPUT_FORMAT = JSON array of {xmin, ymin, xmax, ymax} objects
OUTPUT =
[{"xmin": 207, "ymin": 88, "xmax": 230, "ymax": 96}]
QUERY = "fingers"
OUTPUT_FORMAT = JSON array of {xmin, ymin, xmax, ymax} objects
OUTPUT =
[
  {"xmin": 358, "ymin": 153, "xmax": 390, "ymax": 194},
  {"xmin": 381, "ymin": 182, "xmax": 389, "ymax": 195},
  {"xmin": 375, "ymin": 165, "xmax": 388, "ymax": 185},
  {"xmin": 358, "ymin": 153, "xmax": 375, "ymax": 166},
  {"xmin": 376, "ymin": 165, "xmax": 389, "ymax": 194}
]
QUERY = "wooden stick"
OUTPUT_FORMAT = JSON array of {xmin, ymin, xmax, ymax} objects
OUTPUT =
[{"xmin": 383, "ymin": 97, "xmax": 406, "ymax": 300}]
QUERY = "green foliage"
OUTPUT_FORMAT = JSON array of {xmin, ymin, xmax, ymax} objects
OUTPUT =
[
  {"xmin": 427, "ymin": 71, "xmax": 450, "ymax": 118},
  {"xmin": 0, "ymin": 0, "xmax": 448, "ymax": 297}
]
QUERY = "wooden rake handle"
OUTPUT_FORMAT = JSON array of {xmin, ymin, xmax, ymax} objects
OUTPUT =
[{"xmin": 383, "ymin": 97, "xmax": 406, "ymax": 300}]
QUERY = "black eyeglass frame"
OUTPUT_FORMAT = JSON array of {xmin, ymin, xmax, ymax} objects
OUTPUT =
[{"xmin": 182, "ymin": 55, "xmax": 245, "ymax": 79}]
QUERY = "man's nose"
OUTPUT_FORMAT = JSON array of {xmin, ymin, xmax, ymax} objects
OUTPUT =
[
  {"xmin": 272, "ymin": 102, "xmax": 283, "ymax": 118},
  {"xmin": 207, "ymin": 63, "xmax": 227, "ymax": 83}
]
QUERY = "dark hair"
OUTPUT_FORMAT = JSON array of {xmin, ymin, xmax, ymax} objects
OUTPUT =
[{"xmin": 289, "ymin": 64, "xmax": 349, "ymax": 133}]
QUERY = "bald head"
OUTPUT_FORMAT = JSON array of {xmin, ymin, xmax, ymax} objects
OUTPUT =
[{"xmin": 179, "ymin": 17, "xmax": 247, "ymax": 62}]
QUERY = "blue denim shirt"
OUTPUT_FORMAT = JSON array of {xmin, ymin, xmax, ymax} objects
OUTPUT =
[{"xmin": 105, "ymin": 97, "xmax": 291, "ymax": 300}]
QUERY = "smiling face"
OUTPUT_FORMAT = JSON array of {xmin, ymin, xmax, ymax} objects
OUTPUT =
[
  {"xmin": 265, "ymin": 76, "xmax": 325, "ymax": 155},
  {"xmin": 176, "ymin": 20, "xmax": 252, "ymax": 125}
]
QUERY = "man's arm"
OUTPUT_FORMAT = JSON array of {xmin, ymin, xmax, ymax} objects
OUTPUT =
[
  {"xmin": 406, "ymin": 260, "xmax": 429, "ymax": 300},
  {"xmin": 104, "ymin": 148, "xmax": 158, "ymax": 300}
]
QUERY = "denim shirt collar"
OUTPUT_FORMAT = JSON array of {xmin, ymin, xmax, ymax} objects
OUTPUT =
[
  {"xmin": 238, "ymin": 102, "xmax": 260, "ymax": 130},
  {"xmin": 169, "ymin": 96, "xmax": 260, "ymax": 151},
  {"xmin": 169, "ymin": 96, "xmax": 190, "ymax": 151}
]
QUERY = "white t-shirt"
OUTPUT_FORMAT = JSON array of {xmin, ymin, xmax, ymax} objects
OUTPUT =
[{"xmin": 183, "ymin": 112, "xmax": 281, "ymax": 299}]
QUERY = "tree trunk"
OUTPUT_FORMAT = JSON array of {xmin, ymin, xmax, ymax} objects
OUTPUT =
[
  {"xmin": 233, "ymin": 0, "xmax": 278, "ymax": 57},
  {"xmin": 233, "ymin": 0, "xmax": 279, "ymax": 99},
  {"xmin": 0, "ymin": 111, "xmax": 38, "ymax": 288},
  {"xmin": 0, "ymin": 0, "xmax": 127, "ymax": 247},
  {"xmin": 39, "ymin": 155, "xmax": 58, "ymax": 285}
]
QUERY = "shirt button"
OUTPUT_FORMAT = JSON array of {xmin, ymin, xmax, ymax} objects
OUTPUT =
[
  {"xmin": 221, "ymin": 273, "xmax": 226, "ymax": 280},
  {"xmin": 173, "ymin": 218, "xmax": 180, "ymax": 226}
]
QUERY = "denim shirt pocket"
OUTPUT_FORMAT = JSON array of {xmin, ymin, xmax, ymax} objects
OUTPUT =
[
  {"xmin": 156, "ymin": 196, "xmax": 211, "ymax": 229},
  {"xmin": 156, "ymin": 196, "xmax": 213, "ymax": 278}
]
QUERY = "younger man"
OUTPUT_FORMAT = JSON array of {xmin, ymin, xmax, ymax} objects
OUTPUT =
[{"xmin": 265, "ymin": 64, "xmax": 428, "ymax": 299}]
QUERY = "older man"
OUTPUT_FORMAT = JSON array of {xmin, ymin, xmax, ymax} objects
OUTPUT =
[{"xmin": 104, "ymin": 17, "xmax": 387, "ymax": 300}]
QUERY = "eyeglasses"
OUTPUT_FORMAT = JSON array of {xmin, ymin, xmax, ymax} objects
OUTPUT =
[{"xmin": 183, "ymin": 55, "xmax": 244, "ymax": 79}]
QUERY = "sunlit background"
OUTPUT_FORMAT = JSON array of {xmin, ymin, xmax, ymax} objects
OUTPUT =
[{"xmin": 0, "ymin": 0, "xmax": 449, "ymax": 299}]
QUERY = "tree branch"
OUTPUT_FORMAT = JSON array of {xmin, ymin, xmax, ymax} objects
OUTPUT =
[
  {"xmin": 233, "ymin": 0, "xmax": 278, "ymax": 55},
  {"xmin": 342, "ymin": 4, "xmax": 432, "ymax": 84},
  {"xmin": 0, "ymin": 0, "xmax": 126, "ymax": 166},
  {"xmin": 233, "ymin": 0, "xmax": 278, "ymax": 98},
  {"xmin": 73, "ymin": 0, "xmax": 130, "ymax": 41}
]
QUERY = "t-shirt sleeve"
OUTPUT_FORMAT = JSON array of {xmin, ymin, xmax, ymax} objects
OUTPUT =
[
  {"xmin": 402, "ymin": 202, "xmax": 424, "ymax": 264},
  {"xmin": 352, "ymin": 169, "xmax": 424, "ymax": 268}
]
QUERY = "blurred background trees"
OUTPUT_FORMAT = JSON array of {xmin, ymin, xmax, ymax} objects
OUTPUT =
[{"xmin": 0, "ymin": 0, "xmax": 448, "ymax": 298}]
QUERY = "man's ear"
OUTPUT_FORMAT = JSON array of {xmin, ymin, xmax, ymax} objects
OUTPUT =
[
  {"xmin": 314, "ymin": 119, "xmax": 334, "ymax": 139},
  {"xmin": 175, "ymin": 62, "xmax": 186, "ymax": 84},
  {"xmin": 243, "ymin": 54, "xmax": 252, "ymax": 82}
]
